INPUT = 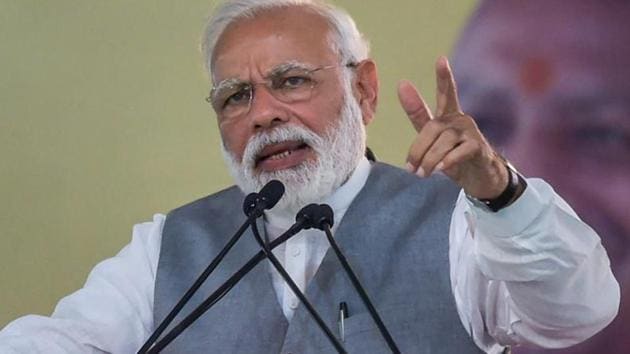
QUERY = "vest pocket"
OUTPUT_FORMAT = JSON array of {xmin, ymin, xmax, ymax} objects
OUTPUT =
[{"xmin": 340, "ymin": 305, "xmax": 413, "ymax": 352}]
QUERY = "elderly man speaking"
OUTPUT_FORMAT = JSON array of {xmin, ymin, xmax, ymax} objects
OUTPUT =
[{"xmin": 0, "ymin": 0, "xmax": 619, "ymax": 353}]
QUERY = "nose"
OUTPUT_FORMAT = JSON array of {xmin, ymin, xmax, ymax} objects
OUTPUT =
[{"xmin": 248, "ymin": 85, "xmax": 289, "ymax": 130}]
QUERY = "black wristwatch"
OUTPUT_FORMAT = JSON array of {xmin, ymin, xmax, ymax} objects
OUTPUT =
[{"xmin": 467, "ymin": 162, "xmax": 527, "ymax": 212}]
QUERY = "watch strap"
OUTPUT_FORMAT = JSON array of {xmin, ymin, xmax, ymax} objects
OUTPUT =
[{"xmin": 468, "ymin": 162, "xmax": 527, "ymax": 212}]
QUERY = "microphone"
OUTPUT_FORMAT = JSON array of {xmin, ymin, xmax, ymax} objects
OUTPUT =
[
  {"xmin": 138, "ymin": 180, "xmax": 284, "ymax": 354},
  {"xmin": 146, "ymin": 209, "xmax": 328, "ymax": 353},
  {"xmin": 296, "ymin": 203, "xmax": 334, "ymax": 230},
  {"xmin": 243, "ymin": 180, "xmax": 284, "ymax": 217},
  {"xmin": 304, "ymin": 204, "xmax": 401, "ymax": 354}
]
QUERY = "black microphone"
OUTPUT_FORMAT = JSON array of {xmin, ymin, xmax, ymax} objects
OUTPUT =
[
  {"xmin": 305, "ymin": 204, "xmax": 401, "ymax": 354},
  {"xmin": 138, "ymin": 180, "xmax": 284, "ymax": 354},
  {"xmin": 243, "ymin": 180, "xmax": 284, "ymax": 217},
  {"xmin": 146, "ymin": 210, "xmax": 319, "ymax": 353},
  {"xmin": 296, "ymin": 203, "xmax": 334, "ymax": 230}
]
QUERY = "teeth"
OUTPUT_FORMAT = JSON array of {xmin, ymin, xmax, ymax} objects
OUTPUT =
[{"xmin": 268, "ymin": 150, "xmax": 292, "ymax": 160}]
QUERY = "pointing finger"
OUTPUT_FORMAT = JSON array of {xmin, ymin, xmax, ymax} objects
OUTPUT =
[
  {"xmin": 397, "ymin": 80, "xmax": 433, "ymax": 132},
  {"xmin": 435, "ymin": 56, "xmax": 462, "ymax": 117}
]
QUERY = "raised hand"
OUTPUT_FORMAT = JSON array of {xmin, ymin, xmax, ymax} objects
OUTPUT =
[{"xmin": 398, "ymin": 56, "xmax": 508, "ymax": 199}]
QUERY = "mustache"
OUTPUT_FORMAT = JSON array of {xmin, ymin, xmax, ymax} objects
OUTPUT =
[{"xmin": 242, "ymin": 125, "xmax": 324, "ymax": 167}]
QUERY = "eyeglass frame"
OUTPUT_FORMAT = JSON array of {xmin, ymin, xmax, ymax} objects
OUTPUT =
[{"xmin": 206, "ymin": 61, "xmax": 358, "ymax": 120}]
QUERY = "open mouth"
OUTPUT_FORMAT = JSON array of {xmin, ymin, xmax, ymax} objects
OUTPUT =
[{"xmin": 255, "ymin": 140, "xmax": 312, "ymax": 171}]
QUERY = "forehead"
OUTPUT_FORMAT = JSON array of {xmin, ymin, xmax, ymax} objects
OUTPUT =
[
  {"xmin": 212, "ymin": 6, "xmax": 338, "ymax": 82},
  {"xmin": 454, "ymin": 1, "xmax": 630, "ymax": 95}
]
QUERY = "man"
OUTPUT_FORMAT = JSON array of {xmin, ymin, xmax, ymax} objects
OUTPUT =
[
  {"xmin": 0, "ymin": 0, "xmax": 619, "ymax": 353},
  {"xmin": 451, "ymin": 0, "xmax": 630, "ymax": 352}
]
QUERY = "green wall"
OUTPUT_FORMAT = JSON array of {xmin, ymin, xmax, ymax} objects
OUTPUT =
[{"xmin": 0, "ymin": 1, "xmax": 476, "ymax": 326}]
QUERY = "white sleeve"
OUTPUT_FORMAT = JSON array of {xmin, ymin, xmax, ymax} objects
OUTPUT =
[
  {"xmin": 0, "ymin": 214, "xmax": 165, "ymax": 354},
  {"xmin": 450, "ymin": 179, "xmax": 620, "ymax": 353}
]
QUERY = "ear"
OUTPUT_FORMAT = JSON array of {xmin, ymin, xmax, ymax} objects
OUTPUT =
[{"xmin": 352, "ymin": 59, "xmax": 379, "ymax": 125}]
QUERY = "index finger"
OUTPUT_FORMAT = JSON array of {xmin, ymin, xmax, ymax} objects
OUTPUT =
[
  {"xmin": 397, "ymin": 80, "xmax": 433, "ymax": 132},
  {"xmin": 435, "ymin": 56, "xmax": 462, "ymax": 117}
]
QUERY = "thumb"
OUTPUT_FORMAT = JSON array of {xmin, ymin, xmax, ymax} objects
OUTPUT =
[{"xmin": 397, "ymin": 80, "xmax": 432, "ymax": 132}]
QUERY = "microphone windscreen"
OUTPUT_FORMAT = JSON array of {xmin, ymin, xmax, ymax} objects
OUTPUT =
[
  {"xmin": 317, "ymin": 204, "xmax": 334, "ymax": 228},
  {"xmin": 295, "ymin": 203, "xmax": 334, "ymax": 230},
  {"xmin": 259, "ymin": 180, "xmax": 285, "ymax": 209},
  {"xmin": 296, "ymin": 204, "xmax": 319, "ymax": 229},
  {"xmin": 243, "ymin": 192, "xmax": 258, "ymax": 216}
]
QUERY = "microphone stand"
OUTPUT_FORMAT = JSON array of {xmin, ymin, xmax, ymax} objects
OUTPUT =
[
  {"xmin": 249, "ymin": 221, "xmax": 347, "ymax": 354},
  {"xmin": 137, "ymin": 219, "xmax": 252, "ymax": 354},
  {"xmin": 321, "ymin": 223, "xmax": 400, "ymax": 354},
  {"xmin": 147, "ymin": 245, "xmax": 268, "ymax": 353},
  {"xmin": 299, "ymin": 204, "xmax": 400, "ymax": 353},
  {"xmin": 146, "ymin": 218, "xmax": 313, "ymax": 353}
]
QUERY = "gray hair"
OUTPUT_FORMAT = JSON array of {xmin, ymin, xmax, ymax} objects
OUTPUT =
[{"xmin": 201, "ymin": 0, "xmax": 370, "ymax": 80}]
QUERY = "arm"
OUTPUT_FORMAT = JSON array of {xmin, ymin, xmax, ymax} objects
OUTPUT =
[
  {"xmin": 450, "ymin": 180, "xmax": 619, "ymax": 351},
  {"xmin": 399, "ymin": 56, "xmax": 619, "ymax": 351},
  {"xmin": 0, "ymin": 214, "xmax": 164, "ymax": 353}
]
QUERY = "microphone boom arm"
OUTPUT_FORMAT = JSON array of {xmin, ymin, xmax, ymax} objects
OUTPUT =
[
  {"xmin": 139, "ymin": 180, "xmax": 285, "ymax": 353},
  {"xmin": 138, "ymin": 218, "xmax": 253, "ymax": 354},
  {"xmin": 321, "ymin": 223, "xmax": 401, "ymax": 354}
]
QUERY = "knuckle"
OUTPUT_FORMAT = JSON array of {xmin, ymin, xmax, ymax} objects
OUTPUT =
[
  {"xmin": 425, "ymin": 119, "xmax": 445, "ymax": 133},
  {"xmin": 423, "ymin": 148, "xmax": 442, "ymax": 168},
  {"xmin": 441, "ymin": 155, "xmax": 454, "ymax": 168},
  {"xmin": 407, "ymin": 149, "xmax": 423, "ymax": 166},
  {"xmin": 408, "ymin": 138, "xmax": 425, "ymax": 156},
  {"xmin": 460, "ymin": 131, "xmax": 478, "ymax": 143},
  {"xmin": 472, "ymin": 142, "xmax": 485, "ymax": 158},
  {"xmin": 407, "ymin": 105, "xmax": 427, "ymax": 119},
  {"xmin": 421, "ymin": 160, "xmax": 434, "ymax": 173},
  {"xmin": 453, "ymin": 114, "xmax": 473, "ymax": 128},
  {"xmin": 443, "ymin": 128, "xmax": 460, "ymax": 141},
  {"xmin": 443, "ymin": 112, "xmax": 461, "ymax": 120},
  {"xmin": 407, "ymin": 157, "xmax": 421, "ymax": 167},
  {"xmin": 406, "ymin": 149, "xmax": 421, "ymax": 165}
]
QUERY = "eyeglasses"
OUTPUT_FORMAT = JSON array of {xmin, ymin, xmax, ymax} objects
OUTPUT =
[{"xmin": 206, "ymin": 62, "xmax": 357, "ymax": 120}]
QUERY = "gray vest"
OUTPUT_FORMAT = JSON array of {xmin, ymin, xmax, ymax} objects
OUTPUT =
[{"xmin": 154, "ymin": 163, "xmax": 484, "ymax": 353}]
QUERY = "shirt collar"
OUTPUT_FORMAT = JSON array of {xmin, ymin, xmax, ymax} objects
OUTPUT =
[{"xmin": 264, "ymin": 157, "xmax": 372, "ymax": 229}]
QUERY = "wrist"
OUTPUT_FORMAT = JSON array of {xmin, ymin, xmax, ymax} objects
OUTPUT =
[
  {"xmin": 467, "ymin": 160, "xmax": 527, "ymax": 212},
  {"xmin": 486, "ymin": 156, "xmax": 511, "ymax": 199}
]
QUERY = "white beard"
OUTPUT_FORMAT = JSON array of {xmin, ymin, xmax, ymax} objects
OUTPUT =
[{"xmin": 221, "ymin": 89, "xmax": 366, "ymax": 214}]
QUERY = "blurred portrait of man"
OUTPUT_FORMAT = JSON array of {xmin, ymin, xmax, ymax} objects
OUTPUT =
[{"xmin": 453, "ymin": 0, "xmax": 630, "ymax": 352}]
